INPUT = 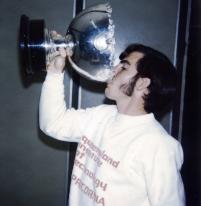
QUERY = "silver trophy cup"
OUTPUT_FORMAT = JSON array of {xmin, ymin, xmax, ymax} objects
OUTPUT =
[{"xmin": 19, "ymin": 3, "xmax": 115, "ymax": 82}]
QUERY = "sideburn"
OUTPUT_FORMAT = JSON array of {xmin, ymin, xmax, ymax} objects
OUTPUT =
[{"xmin": 120, "ymin": 75, "xmax": 139, "ymax": 96}]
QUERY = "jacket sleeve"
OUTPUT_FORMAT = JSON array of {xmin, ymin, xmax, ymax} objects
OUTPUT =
[
  {"xmin": 142, "ymin": 138, "xmax": 186, "ymax": 206},
  {"xmin": 39, "ymin": 72, "xmax": 94, "ymax": 142}
]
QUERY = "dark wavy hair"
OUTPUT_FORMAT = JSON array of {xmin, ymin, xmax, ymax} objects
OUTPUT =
[{"xmin": 119, "ymin": 44, "xmax": 177, "ymax": 119}]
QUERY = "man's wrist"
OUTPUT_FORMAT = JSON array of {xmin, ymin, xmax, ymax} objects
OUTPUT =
[
  {"xmin": 47, "ymin": 69, "xmax": 64, "ymax": 74},
  {"xmin": 45, "ymin": 70, "xmax": 65, "ymax": 82}
]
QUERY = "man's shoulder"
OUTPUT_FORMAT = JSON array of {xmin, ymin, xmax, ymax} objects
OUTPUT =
[
  {"xmin": 140, "ymin": 124, "xmax": 181, "ymax": 153},
  {"xmin": 141, "ymin": 117, "xmax": 178, "ymax": 146},
  {"xmin": 84, "ymin": 104, "xmax": 117, "ymax": 123},
  {"xmin": 132, "ymin": 118, "xmax": 182, "ymax": 158},
  {"xmin": 90, "ymin": 104, "xmax": 117, "ymax": 115},
  {"xmin": 136, "ymin": 127, "xmax": 184, "ymax": 168}
]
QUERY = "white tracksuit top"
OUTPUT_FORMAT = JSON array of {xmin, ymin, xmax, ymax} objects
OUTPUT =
[{"xmin": 39, "ymin": 72, "xmax": 185, "ymax": 206}]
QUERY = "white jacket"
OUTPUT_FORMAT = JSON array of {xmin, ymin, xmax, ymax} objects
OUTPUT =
[{"xmin": 39, "ymin": 72, "xmax": 185, "ymax": 206}]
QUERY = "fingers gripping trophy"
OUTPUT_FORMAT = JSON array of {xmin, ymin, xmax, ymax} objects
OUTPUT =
[
  {"xmin": 19, "ymin": 3, "xmax": 116, "ymax": 82},
  {"xmin": 46, "ymin": 31, "xmax": 73, "ymax": 74}
]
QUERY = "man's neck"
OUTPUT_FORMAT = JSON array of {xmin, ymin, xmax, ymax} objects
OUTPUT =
[{"xmin": 116, "ymin": 96, "xmax": 147, "ymax": 116}]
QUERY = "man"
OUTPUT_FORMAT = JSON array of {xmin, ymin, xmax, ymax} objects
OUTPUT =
[{"xmin": 39, "ymin": 32, "xmax": 185, "ymax": 206}]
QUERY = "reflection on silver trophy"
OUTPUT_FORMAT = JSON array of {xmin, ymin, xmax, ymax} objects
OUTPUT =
[{"xmin": 19, "ymin": 3, "xmax": 116, "ymax": 82}]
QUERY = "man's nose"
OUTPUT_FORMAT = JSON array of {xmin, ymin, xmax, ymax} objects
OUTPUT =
[{"xmin": 113, "ymin": 63, "xmax": 122, "ymax": 76}]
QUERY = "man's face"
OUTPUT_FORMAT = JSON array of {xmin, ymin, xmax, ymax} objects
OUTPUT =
[{"xmin": 105, "ymin": 51, "xmax": 144, "ymax": 101}]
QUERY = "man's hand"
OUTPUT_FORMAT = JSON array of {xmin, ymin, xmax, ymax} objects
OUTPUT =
[{"xmin": 47, "ymin": 31, "xmax": 72, "ymax": 74}]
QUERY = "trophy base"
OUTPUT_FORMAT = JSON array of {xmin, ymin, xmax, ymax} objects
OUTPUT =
[{"xmin": 19, "ymin": 15, "xmax": 46, "ymax": 75}]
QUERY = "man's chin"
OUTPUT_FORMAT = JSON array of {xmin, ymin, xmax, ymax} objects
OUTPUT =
[
  {"xmin": 105, "ymin": 89, "xmax": 115, "ymax": 100},
  {"xmin": 104, "ymin": 88, "xmax": 109, "ymax": 97}
]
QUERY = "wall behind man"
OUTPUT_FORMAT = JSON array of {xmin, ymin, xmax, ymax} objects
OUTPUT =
[
  {"xmin": 0, "ymin": 0, "xmax": 192, "ymax": 206},
  {"xmin": 181, "ymin": 0, "xmax": 201, "ymax": 204},
  {"xmin": 0, "ymin": 0, "xmax": 73, "ymax": 205}
]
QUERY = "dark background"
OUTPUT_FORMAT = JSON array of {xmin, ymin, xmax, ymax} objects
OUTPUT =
[{"xmin": 0, "ymin": 0, "xmax": 200, "ymax": 205}]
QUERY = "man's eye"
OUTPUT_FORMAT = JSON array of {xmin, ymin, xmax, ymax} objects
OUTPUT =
[{"xmin": 121, "ymin": 67, "xmax": 127, "ymax": 70}]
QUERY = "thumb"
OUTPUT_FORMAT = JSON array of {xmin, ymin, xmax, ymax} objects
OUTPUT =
[{"xmin": 59, "ymin": 48, "xmax": 67, "ymax": 58}]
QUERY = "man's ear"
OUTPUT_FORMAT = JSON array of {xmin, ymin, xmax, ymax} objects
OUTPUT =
[{"xmin": 135, "ymin": 77, "xmax": 151, "ymax": 91}]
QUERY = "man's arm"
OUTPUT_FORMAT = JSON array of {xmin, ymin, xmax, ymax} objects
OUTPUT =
[
  {"xmin": 40, "ymin": 71, "xmax": 95, "ymax": 142},
  {"xmin": 39, "ymin": 32, "xmax": 93, "ymax": 142}
]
